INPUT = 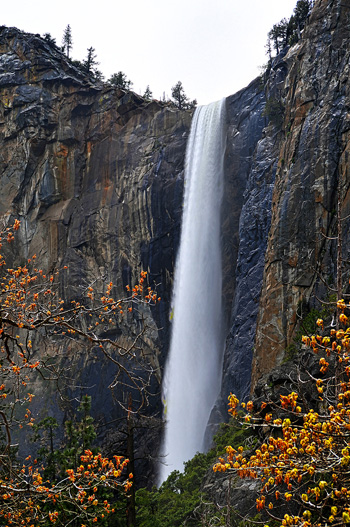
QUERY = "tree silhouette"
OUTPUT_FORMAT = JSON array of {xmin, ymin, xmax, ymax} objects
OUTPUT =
[
  {"xmin": 171, "ymin": 81, "xmax": 189, "ymax": 110},
  {"xmin": 43, "ymin": 33, "xmax": 57, "ymax": 47},
  {"xmin": 171, "ymin": 82, "xmax": 196, "ymax": 110},
  {"xmin": 108, "ymin": 71, "xmax": 133, "ymax": 90},
  {"xmin": 83, "ymin": 46, "xmax": 98, "ymax": 73},
  {"xmin": 62, "ymin": 24, "xmax": 73, "ymax": 58},
  {"xmin": 143, "ymin": 85, "xmax": 153, "ymax": 100}
]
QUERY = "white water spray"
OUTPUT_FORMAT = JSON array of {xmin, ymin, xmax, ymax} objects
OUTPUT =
[{"xmin": 159, "ymin": 99, "xmax": 226, "ymax": 483}]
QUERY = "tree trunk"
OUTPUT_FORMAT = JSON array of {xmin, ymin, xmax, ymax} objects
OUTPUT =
[{"xmin": 126, "ymin": 394, "xmax": 136, "ymax": 527}]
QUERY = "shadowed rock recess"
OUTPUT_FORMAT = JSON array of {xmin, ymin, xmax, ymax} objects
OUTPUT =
[{"xmin": 1, "ymin": 0, "xmax": 349, "ymax": 480}]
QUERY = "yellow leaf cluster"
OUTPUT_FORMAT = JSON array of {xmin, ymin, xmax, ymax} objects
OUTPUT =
[{"xmin": 214, "ymin": 305, "xmax": 350, "ymax": 526}]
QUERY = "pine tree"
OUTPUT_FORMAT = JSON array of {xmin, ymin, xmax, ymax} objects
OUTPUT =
[
  {"xmin": 83, "ymin": 47, "xmax": 97, "ymax": 73},
  {"xmin": 171, "ymin": 81, "xmax": 189, "ymax": 110},
  {"xmin": 62, "ymin": 24, "xmax": 73, "ymax": 58},
  {"xmin": 294, "ymin": 0, "xmax": 312, "ymax": 35},
  {"xmin": 43, "ymin": 33, "xmax": 57, "ymax": 47},
  {"xmin": 143, "ymin": 85, "xmax": 153, "ymax": 100},
  {"xmin": 268, "ymin": 19, "xmax": 288, "ymax": 55},
  {"xmin": 108, "ymin": 71, "xmax": 133, "ymax": 90}
]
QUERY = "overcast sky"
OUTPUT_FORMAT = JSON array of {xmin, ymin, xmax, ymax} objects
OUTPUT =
[{"xmin": 3, "ymin": 0, "xmax": 298, "ymax": 105}]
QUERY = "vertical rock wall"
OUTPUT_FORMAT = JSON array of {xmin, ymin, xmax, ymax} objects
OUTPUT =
[
  {"xmin": 253, "ymin": 0, "xmax": 350, "ymax": 386},
  {"xmin": 219, "ymin": 80, "xmax": 270, "ymax": 407},
  {"xmin": 0, "ymin": 27, "xmax": 193, "ymax": 473}
]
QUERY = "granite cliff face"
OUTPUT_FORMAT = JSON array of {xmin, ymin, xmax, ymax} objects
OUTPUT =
[
  {"xmin": 0, "ymin": 28, "xmax": 190, "ymax": 333},
  {"xmin": 219, "ymin": 79, "xmax": 271, "ymax": 407},
  {"xmin": 4, "ymin": 36, "xmax": 192, "ymax": 318},
  {"xmin": 252, "ymin": 0, "xmax": 350, "ymax": 387},
  {"xmin": 218, "ymin": 0, "xmax": 350, "ymax": 406},
  {"xmin": 0, "ymin": 27, "xmax": 192, "ymax": 472}
]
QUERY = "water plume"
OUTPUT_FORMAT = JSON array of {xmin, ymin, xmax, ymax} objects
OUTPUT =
[{"xmin": 159, "ymin": 99, "xmax": 226, "ymax": 483}]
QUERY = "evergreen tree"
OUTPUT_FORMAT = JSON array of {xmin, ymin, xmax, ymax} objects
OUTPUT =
[
  {"xmin": 43, "ymin": 33, "xmax": 57, "ymax": 46},
  {"xmin": 71, "ymin": 59, "xmax": 85, "ymax": 70},
  {"xmin": 171, "ymin": 81, "xmax": 190, "ymax": 110},
  {"xmin": 286, "ymin": 15, "xmax": 298, "ymax": 46},
  {"xmin": 286, "ymin": 1, "xmax": 312, "ymax": 45},
  {"xmin": 294, "ymin": 0, "xmax": 312, "ymax": 34},
  {"xmin": 266, "ymin": 0, "xmax": 313, "ymax": 55},
  {"xmin": 268, "ymin": 18, "xmax": 288, "ymax": 55},
  {"xmin": 62, "ymin": 395, "xmax": 97, "ymax": 471},
  {"xmin": 143, "ymin": 85, "xmax": 153, "ymax": 100},
  {"xmin": 93, "ymin": 69, "xmax": 104, "ymax": 82},
  {"xmin": 83, "ymin": 46, "xmax": 98, "ymax": 74},
  {"xmin": 31, "ymin": 416, "xmax": 60, "ymax": 481},
  {"xmin": 108, "ymin": 71, "xmax": 133, "ymax": 90},
  {"xmin": 62, "ymin": 24, "xmax": 73, "ymax": 58},
  {"xmin": 80, "ymin": 48, "xmax": 103, "ymax": 81},
  {"xmin": 31, "ymin": 396, "xmax": 97, "ymax": 480},
  {"xmin": 265, "ymin": 36, "xmax": 273, "ymax": 61}
]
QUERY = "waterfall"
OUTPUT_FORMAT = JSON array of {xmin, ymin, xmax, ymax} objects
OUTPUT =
[{"xmin": 159, "ymin": 99, "xmax": 226, "ymax": 483}]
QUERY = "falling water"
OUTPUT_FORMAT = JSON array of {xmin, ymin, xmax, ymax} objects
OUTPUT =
[{"xmin": 159, "ymin": 99, "xmax": 226, "ymax": 483}]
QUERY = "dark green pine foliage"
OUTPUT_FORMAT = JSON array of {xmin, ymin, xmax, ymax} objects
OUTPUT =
[
  {"xmin": 267, "ymin": 0, "xmax": 313, "ymax": 55},
  {"xmin": 143, "ymin": 85, "xmax": 153, "ymax": 100},
  {"xmin": 135, "ymin": 418, "xmax": 253, "ymax": 526},
  {"xmin": 108, "ymin": 71, "xmax": 133, "ymax": 90},
  {"xmin": 62, "ymin": 24, "xmax": 73, "ymax": 58},
  {"xmin": 31, "ymin": 395, "xmax": 96, "ymax": 479},
  {"xmin": 30, "ymin": 396, "xmax": 127, "ymax": 527}
]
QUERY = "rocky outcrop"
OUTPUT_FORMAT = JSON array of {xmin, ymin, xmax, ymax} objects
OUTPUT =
[
  {"xmin": 0, "ymin": 28, "xmax": 190, "ymax": 320},
  {"xmin": 220, "ymin": 79, "xmax": 270, "ymax": 407},
  {"xmin": 252, "ymin": 0, "xmax": 350, "ymax": 387},
  {"xmin": 217, "ymin": 0, "xmax": 350, "ymax": 404},
  {"xmin": 0, "ymin": 29, "xmax": 193, "ymax": 317},
  {"xmin": 0, "ymin": 27, "xmax": 192, "ymax": 475}
]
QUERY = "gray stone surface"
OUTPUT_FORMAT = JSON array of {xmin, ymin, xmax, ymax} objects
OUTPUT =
[
  {"xmin": 253, "ymin": 0, "xmax": 350, "ymax": 386},
  {"xmin": 0, "ymin": 26, "xmax": 193, "ymax": 480}
]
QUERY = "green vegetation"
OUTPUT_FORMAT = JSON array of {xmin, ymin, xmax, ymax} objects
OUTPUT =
[
  {"xmin": 108, "ymin": 71, "xmax": 133, "ymax": 90},
  {"xmin": 35, "ymin": 24, "xmax": 200, "ymax": 103},
  {"xmin": 82, "ymin": 46, "xmax": 103, "ymax": 80},
  {"xmin": 0, "ymin": 223, "xmax": 159, "ymax": 526},
  {"xmin": 214, "ymin": 294, "xmax": 350, "ymax": 526},
  {"xmin": 62, "ymin": 24, "xmax": 73, "ymax": 58},
  {"xmin": 143, "ymin": 85, "xmax": 153, "ymax": 100},
  {"xmin": 28, "ymin": 396, "xmax": 132, "ymax": 526},
  {"xmin": 285, "ymin": 296, "xmax": 336, "ymax": 362},
  {"xmin": 43, "ymin": 33, "xmax": 57, "ymax": 46},
  {"xmin": 32, "ymin": 395, "xmax": 97, "ymax": 474},
  {"xmin": 135, "ymin": 418, "xmax": 254, "ymax": 526},
  {"xmin": 266, "ymin": 0, "xmax": 313, "ymax": 58},
  {"xmin": 262, "ymin": 96, "xmax": 285, "ymax": 128},
  {"xmin": 171, "ymin": 81, "xmax": 197, "ymax": 110}
]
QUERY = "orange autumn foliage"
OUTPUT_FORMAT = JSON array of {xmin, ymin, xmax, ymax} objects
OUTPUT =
[
  {"xmin": 0, "ymin": 220, "xmax": 160, "ymax": 526},
  {"xmin": 214, "ymin": 302, "xmax": 350, "ymax": 527}
]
